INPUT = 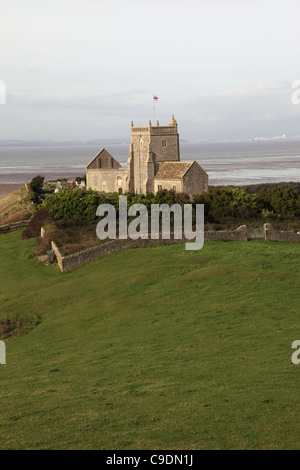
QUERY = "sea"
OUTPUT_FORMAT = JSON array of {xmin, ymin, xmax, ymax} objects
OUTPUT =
[{"xmin": 0, "ymin": 139, "xmax": 299, "ymax": 190}]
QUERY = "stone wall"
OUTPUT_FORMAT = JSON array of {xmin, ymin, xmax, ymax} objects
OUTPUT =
[
  {"xmin": 53, "ymin": 238, "xmax": 176, "ymax": 272},
  {"xmin": 183, "ymin": 162, "xmax": 208, "ymax": 195},
  {"xmin": 264, "ymin": 223, "xmax": 300, "ymax": 243},
  {"xmin": 86, "ymin": 168, "xmax": 128, "ymax": 193},
  {"xmin": 87, "ymin": 149, "xmax": 121, "ymax": 170},
  {"xmin": 43, "ymin": 225, "xmax": 248, "ymax": 272},
  {"xmin": 154, "ymin": 178, "xmax": 184, "ymax": 193},
  {"xmin": 150, "ymin": 133, "xmax": 180, "ymax": 163},
  {"xmin": 205, "ymin": 225, "xmax": 248, "ymax": 241},
  {"xmin": 39, "ymin": 223, "xmax": 300, "ymax": 273},
  {"xmin": 51, "ymin": 241, "xmax": 64, "ymax": 271},
  {"xmin": 0, "ymin": 220, "xmax": 29, "ymax": 234},
  {"xmin": 131, "ymin": 129, "xmax": 151, "ymax": 194}
]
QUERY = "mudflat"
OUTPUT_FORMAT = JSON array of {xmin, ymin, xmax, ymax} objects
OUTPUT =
[{"xmin": 0, "ymin": 184, "xmax": 25, "ymax": 198}]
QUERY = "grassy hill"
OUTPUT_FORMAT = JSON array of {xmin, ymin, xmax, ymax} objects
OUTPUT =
[
  {"xmin": 0, "ymin": 231, "xmax": 299, "ymax": 449},
  {"xmin": 0, "ymin": 188, "xmax": 31, "ymax": 224}
]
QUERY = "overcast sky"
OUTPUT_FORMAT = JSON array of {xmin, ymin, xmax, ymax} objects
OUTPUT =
[{"xmin": 1, "ymin": 0, "xmax": 300, "ymax": 141}]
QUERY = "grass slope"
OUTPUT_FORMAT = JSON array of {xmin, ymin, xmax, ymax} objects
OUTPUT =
[
  {"xmin": 0, "ymin": 189, "xmax": 30, "ymax": 223},
  {"xmin": 0, "ymin": 232, "xmax": 299, "ymax": 450}
]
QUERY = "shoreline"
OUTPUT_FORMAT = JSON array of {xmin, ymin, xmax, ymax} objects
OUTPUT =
[{"xmin": 0, "ymin": 183, "xmax": 26, "ymax": 198}]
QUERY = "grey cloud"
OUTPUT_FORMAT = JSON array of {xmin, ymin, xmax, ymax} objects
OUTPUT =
[{"xmin": 2, "ymin": 82, "xmax": 300, "ymax": 141}]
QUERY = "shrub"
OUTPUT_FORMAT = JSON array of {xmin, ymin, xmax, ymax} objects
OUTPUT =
[
  {"xmin": 27, "ymin": 175, "xmax": 45, "ymax": 204},
  {"xmin": 42, "ymin": 189, "xmax": 101, "ymax": 225},
  {"xmin": 22, "ymin": 207, "xmax": 53, "ymax": 239},
  {"xmin": 257, "ymin": 187, "xmax": 300, "ymax": 217},
  {"xmin": 193, "ymin": 188, "xmax": 261, "ymax": 222},
  {"xmin": 174, "ymin": 192, "xmax": 190, "ymax": 205},
  {"xmin": 35, "ymin": 232, "xmax": 52, "ymax": 255},
  {"xmin": 30, "ymin": 175, "xmax": 44, "ymax": 193}
]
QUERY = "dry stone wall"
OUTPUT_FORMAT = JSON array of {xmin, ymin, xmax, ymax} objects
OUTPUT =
[
  {"xmin": 264, "ymin": 223, "xmax": 300, "ymax": 243},
  {"xmin": 43, "ymin": 225, "xmax": 248, "ymax": 272},
  {"xmin": 42, "ymin": 223, "xmax": 300, "ymax": 273},
  {"xmin": 205, "ymin": 225, "xmax": 247, "ymax": 241}
]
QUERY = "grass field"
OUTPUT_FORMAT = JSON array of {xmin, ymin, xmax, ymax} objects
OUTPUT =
[{"xmin": 0, "ymin": 231, "xmax": 299, "ymax": 449}]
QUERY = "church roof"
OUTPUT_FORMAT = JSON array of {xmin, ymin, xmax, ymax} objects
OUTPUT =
[{"xmin": 154, "ymin": 161, "xmax": 195, "ymax": 180}]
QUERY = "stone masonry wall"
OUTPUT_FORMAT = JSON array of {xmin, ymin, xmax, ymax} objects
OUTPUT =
[
  {"xmin": 150, "ymin": 134, "xmax": 180, "ymax": 163},
  {"xmin": 154, "ymin": 178, "xmax": 184, "ymax": 193},
  {"xmin": 42, "ymin": 223, "xmax": 300, "ymax": 273},
  {"xmin": 183, "ymin": 162, "xmax": 208, "ymax": 195},
  {"xmin": 43, "ymin": 225, "xmax": 248, "ymax": 272},
  {"xmin": 86, "ymin": 168, "xmax": 128, "ymax": 193},
  {"xmin": 131, "ymin": 130, "xmax": 151, "ymax": 194},
  {"xmin": 205, "ymin": 225, "xmax": 247, "ymax": 241},
  {"xmin": 264, "ymin": 223, "xmax": 300, "ymax": 242},
  {"xmin": 130, "ymin": 123, "xmax": 180, "ymax": 194},
  {"xmin": 51, "ymin": 241, "xmax": 64, "ymax": 271}
]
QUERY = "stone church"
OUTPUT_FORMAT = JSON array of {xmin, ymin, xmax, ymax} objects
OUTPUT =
[{"xmin": 86, "ymin": 116, "xmax": 208, "ymax": 195}]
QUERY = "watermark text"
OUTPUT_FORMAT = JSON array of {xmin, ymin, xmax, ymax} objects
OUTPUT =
[
  {"xmin": 291, "ymin": 80, "xmax": 300, "ymax": 105},
  {"xmin": 291, "ymin": 340, "xmax": 300, "ymax": 365},
  {"xmin": 96, "ymin": 196, "xmax": 204, "ymax": 250},
  {"xmin": 0, "ymin": 341, "xmax": 6, "ymax": 365}
]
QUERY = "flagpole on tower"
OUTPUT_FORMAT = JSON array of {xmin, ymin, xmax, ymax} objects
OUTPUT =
[{"xmin": 153, "ymin": 93, "xmax": 158, "ymax": 124}]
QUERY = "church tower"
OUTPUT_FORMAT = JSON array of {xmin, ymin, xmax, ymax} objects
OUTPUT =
[{"xmin": 127, "ymin": 115, "xmax": 180, "ymax": 194}]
